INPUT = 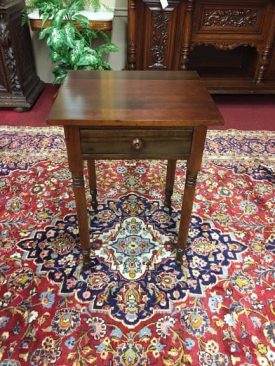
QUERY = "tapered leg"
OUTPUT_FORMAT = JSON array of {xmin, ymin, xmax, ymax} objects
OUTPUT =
[
  {"xmin": 87, "ymin": 160, "xmax": 98, "ymax": 211},
  {"xmin": 165, "ymin": 160, "xmax": 177, "ymax": 208},
  {"xmin": 64, "ymin": 126, "xmax": 91, "ymax": 269},
  {"xmin": 176, "ymin": 126, "xmax": 207, "ymax": 263}
]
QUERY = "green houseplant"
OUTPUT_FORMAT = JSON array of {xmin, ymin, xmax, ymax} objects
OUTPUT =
[
  {"xmin": 83, "ymin": 0, "xmax": 101, "ymax": 11},
  {"xmin": 24, "ymin": 0, "xmax": 118, "ymax": 83}
]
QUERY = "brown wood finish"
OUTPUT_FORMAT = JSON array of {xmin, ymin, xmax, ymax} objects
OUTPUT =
[
  {"xmin": 127, "ymin": 0, "xmax": 275, "ymax": 94},
  {"xmin": 87, "ymin": 160, "xmax": 98, "ymax": 210},
  {"xmin": 29, "ymin": 18, "xmax": 113, "ymax": 32},
  {"xmin": 64, "ymin": 126, "xmax": 91, "ymax": 268},
  {"xmin": 48, "ymin": 70, "xmax": 224, "ymax": 268},
  {"xmin": 0, "ymin": 0, "xmax": 44, "ymax": 110},
  {"xmin": 176, "ymin": 125, "xmax": 207, "ymax": 261},
  {"xmin": 165, "ymin": 159, "xmax": 177, "ymax": 207},
  {"xmin": 80, "ymin": 128, "xmax": 193, "ymax": 159},
  {"xmin": 48, "ymin": 71, "xmax": 223, "ymax": 127}
]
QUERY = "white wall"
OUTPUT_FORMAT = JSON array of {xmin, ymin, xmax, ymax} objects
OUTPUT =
[{"xmin": 31, "ymin": 0, "xmax": 128, "ymax": 83}]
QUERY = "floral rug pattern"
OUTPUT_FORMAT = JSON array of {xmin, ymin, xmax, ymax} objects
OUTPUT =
[{"xmin": 0, "ymin": 127, "xmax": 274, "ymax": 366}]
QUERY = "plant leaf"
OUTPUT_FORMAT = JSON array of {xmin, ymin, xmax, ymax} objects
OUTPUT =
[
  {"xmin": 73, "ymin": 14, "xmax": 90, "ymax": 29},
  {"xmin": 41, "ymin": 14, "xmax": 51, "ymax": 27},
  {"xmin": 70, "ymin": 39, "xmax": 85, "ymax": 64},
  {"xmin": 53, "ymin": 9, "xmax": 68, "ymax": 28},
  {"xmin": 76, "ymin": 53, "xmax": 98, "ymax": 66},
  {"xmin": 97, "ymin": 43, "xmax": 119, "ymax": 57},
  {"xmin": 39, "ymin": 27, "xmax": 52, "ymax": 40},
  {"xmin": 53, "ymin": 66, "xmax": 69, "ymax": 83},
  {"xmin": 47, "ymin": 28, "xmax": 65, "ymax": 49},
  {"xmin": 63, "ymin": 22, "xmax": 76, "ymax": 48}
]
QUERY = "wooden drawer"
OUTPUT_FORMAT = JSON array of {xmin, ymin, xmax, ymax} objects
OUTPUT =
[{"xmin": 80, "ymin": 128, "xmax": 193, "ymax": 159}]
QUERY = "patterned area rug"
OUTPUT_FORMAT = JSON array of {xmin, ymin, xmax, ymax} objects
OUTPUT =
[{"xmin": 0, "ymin": 127, "xmax": 274, "ymax": 366}]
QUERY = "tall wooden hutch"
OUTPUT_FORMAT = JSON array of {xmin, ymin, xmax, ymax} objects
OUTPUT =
[{"xmin": 127, "ymin": 0, "xmax": 275, "ymax": 93}]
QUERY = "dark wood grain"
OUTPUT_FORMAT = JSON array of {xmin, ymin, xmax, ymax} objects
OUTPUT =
[
  {"xmin": 80, "ymin": 128, "xmax": 193, "ymax": 159},
  {"xmin": 165, "ymin": 160, "xmax": 177, "ymax": 207},
  {"xmin": 64, "ymin": 126, "xmax": 91, "ymax": 268},
  {"xmin": 87, "ymin": 160, "xmax": 98, "ymax": 211},
  {"xmin": 47, "ymin": 71, "xmax": 223, "ymax": 126},
  {"xmin": 176, "ymin": 125, "xmax": 207, "ymax": 262}
]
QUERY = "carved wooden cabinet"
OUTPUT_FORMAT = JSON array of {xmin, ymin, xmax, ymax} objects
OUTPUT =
[
  {"xmin": 127, "ymin": 0, "xmax": 275, "ymax": 93},
  {"xmin": 0, "ymin": 0, "xmax": 44, "ymax": 110}
]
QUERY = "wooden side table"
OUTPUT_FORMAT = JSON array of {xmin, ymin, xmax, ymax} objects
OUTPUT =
[{"xmin": 48, "ymin": 70, "xmax": 224, "ymax": 269}]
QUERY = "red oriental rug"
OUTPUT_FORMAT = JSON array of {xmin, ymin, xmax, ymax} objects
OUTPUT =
[{"xmin": 0, "ymin": 127, "xmax": 274, "ymax": 366}]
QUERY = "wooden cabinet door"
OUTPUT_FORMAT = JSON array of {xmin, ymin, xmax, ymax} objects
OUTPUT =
[
  {"xmin": 0, "ymin": 0, "xmax": 44, "ymax": 110},
  {"xmin": 135, "ymin": 0, "xmax": 183, "ymax": 70}
]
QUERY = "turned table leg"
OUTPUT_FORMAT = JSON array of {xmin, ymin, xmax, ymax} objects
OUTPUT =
[
  {"xmin": 64, "ymin": 127, "xmax": 91, "ymax": 270},
  {"xmin": 87, "ymin": 160, "xmax": 98, "ymax": 211},
  {"xmin": 176, "ymin": 126, "xmax": 207, "ymax": 263},
  {"xmin": 165, "ymin": 159, "xmax": 177, "ymax": 208}
]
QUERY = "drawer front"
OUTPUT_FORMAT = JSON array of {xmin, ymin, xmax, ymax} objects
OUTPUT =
[
  {"xmin": 194, "ymin": 4, "xmax": 265, "ymax": 35},
  {"xmin": 80, "ymin": 129, "xmax": 193, "ymax": 159}
]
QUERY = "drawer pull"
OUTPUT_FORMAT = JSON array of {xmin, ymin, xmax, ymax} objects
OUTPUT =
[{"xmin": 132, "ymin": 137, "xmax": 143, "ymax": 150}]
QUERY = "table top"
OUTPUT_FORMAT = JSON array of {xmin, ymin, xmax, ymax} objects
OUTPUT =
[{"xmin": 47, "ymin": 71, "xmax": 224, "ymax": 127}]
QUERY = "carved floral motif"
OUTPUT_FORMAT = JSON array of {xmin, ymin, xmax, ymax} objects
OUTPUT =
[
  {"xmin": 190, "ymin": 41, "xmax": 259, "ymax": 52},
  {"xmin": 203, "ymin": 8, "xmax": 258, "ymax": 28},
  {"xmin": 149, "ymin": 11, "xmax": 170, "ymax": 69},
  {"xmin": 0, "ymin": 14, "xmax": 10, "ymax": 47},
  {"xmin": 0, "ymin": 13, "xmax": 23, "ymax": 95}
]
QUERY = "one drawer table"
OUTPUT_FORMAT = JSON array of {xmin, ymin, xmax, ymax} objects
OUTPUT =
[{"xmin": 48, "ymin": 70, "xmax": 224, "ymax": 269}]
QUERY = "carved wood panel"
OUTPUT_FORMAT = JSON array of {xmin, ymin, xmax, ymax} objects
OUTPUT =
[
  {"xmin": 194, "ymin": 5, "xmax": 264, "ymax": 33},
  {"xmin": 0, "ymin": 46, "xmax": 9, "ymax": 92},
  {"xmin": 203, "ymin": 8, "xmax": 258, "ymax": 27},
  {"xmin": 137, "ymin": 1, "xmax": 182, "ymax": 70},
  {"xmin": 149, "ymin": 10, "xmax": 170, "ymax": 69},
  {"xmin": 0, "ymin": 0, "xmax": 44, "ymax": 109},
  {"xmin": 0, "ymin": 11, "xmax": 24, "ymax": 95}
]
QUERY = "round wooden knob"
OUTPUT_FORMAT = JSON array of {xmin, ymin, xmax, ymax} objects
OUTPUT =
[{"xmin": 132, "ymin": 137, "xmax": 143, "ymax": 150}]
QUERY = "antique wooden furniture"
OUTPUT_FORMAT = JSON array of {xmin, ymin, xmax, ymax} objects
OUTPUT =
[
  {"xmin": 48, "ymin": 70, "xmax": 224, "ymax": 269},
  {"xmin": 0, "ymin": 0, "xmax": 44, "ymax": 111},
  {"xmin": 127, "ymin": 0, "xmax": 275, "ymax": 94},
  {"xmin": 28, "ymin": 9, "xmax": 114, "ymax": 32}
]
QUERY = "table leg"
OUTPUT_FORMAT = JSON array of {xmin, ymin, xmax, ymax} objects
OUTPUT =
[
  {"xmin": 87, "ymin": 160, "xmax": 98, "ymax": 211},
  {"xmin": 64, "ymin": 127, "xmax": 91, "ymax": 269},
  {"xmin": 165, "ymin": 159, "xmax": 177, "ymax": 208},
  {"xmin": 176, "ymin": 126, "xmax": 207, "ymax": 263}
]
